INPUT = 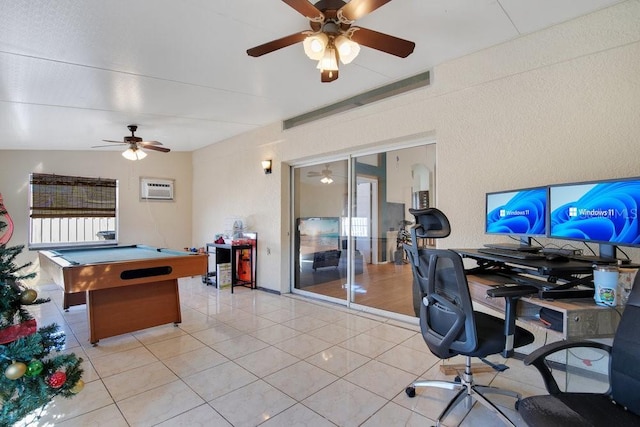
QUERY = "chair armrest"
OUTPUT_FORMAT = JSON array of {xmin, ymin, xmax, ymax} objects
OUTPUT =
[{"xmin": 524, "ymin": 340, "xmax": 612, "ymax": 395}]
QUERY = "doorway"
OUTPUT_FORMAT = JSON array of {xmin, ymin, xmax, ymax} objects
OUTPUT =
[{"xmin": 355, "ymin": 177, "xmax": 378, "ymax": 265}]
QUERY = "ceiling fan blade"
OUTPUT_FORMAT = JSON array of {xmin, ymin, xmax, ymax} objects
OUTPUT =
[
  {"xmin": 282, "ymin": 0, "xmax": 324, "ymax": 21},
  {"xmin": 141, "ymin": 140, "xmax": 163, "ymax": 146},
  {"xmin": 91, "ymin": 144, "xmax": 121, "ymax": 149},
  {"xmin": 350, "ymin": 27, "xmax": 415, "ymax": 57},
  {"xmin": 338, "ymin": 0, "xmax": 392, "ymax": 22},
  {"xmin": 141, "ymin": 144, "xmax": 170, "ymax": 153},
  {"xmin": 247, "ymin": 31, "xmax": 308, "ymax": 57},
  {"xmin": 101, "ymin": 139, "xmax": 126, "ymax": 144}
]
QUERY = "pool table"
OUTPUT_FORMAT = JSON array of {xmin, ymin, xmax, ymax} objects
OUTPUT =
[{"xmin": 39, "ymin": 245, "xmax": 207, "ymax": 344}]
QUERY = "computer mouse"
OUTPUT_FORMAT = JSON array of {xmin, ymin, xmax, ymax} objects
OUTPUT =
[{"xmin": 545, "ymin": 254, "xmax": 568, "ymax": 262}]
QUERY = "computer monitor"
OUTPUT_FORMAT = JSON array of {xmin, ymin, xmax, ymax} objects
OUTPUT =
[
  {"xmin": 485, "ymin": 186, "xmax": 548, "ymax": 248},
  {"xmin": 548, "ymin": 177, "xmax": 640, "ymax": 259}
]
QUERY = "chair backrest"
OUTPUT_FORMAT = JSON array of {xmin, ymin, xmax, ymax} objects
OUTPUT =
[
  {"xmin": 610, "ymin": 271, "xmax": 640, "ymax": 414},
  {"xmin": 406, "ymin": 208, "xmax": 451, "ymax": 267},
  {"xmin": 405, "ymin": 247, "xmax": 478, "ymax": 359},
  {"xmin": 407, "ymin": 208, "xmax": 451, "ymax": 239}
]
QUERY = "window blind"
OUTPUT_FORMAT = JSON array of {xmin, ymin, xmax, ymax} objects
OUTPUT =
[{"xmin": 30, "ymin": 173, "xmax": 117, "ymax": 218}]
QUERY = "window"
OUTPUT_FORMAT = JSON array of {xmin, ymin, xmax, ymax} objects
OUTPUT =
[{"xmin": 29, "ymin": 173, "xmax": 118, "ymax": 248}]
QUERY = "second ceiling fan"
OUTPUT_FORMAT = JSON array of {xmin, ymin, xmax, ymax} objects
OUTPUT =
[
  {"xmin": 307, "ymin": 164, "xmax": 335, "ymax": 183},
  {"xmin": 97, "ymin": 125, "xmax": 170, "ymax": 161},
  {"xmin": 247, "ymin": 0, "xmax": 415, "ymax": 82}
]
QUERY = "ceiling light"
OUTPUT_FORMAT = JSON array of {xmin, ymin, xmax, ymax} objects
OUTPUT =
[
  {"xmin": 122, "ymin": 146, "xmax": 146, "ymax": 161},
  {"xmin": 320, "ymin": 176, "xmax": 334, "ymax": 184},
  {"xmin": 317, "ymin": 45, "xmax": 339, "ymax": 73},
  {"xmin": 303, "ymin": 27, "xmax": 360, "ymax": 82},
  {"xmin": 303, "ymin": 33, "xmax": 328, "ymax": 60},
  {"xmin": 317, "ymin": 45, "xmax": 339, "ymax": 82},
  {"xmin": 334, "ymin": 35, "xmax": 360, "ymax": 64}
]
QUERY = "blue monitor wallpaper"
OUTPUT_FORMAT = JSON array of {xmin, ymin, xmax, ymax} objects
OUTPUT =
[
  {"xmin": 549, "ymin": 179, "xmax": 640, "ymax": 246},
  {"xmin": 486, "ymin": 187, "xmax": 547, "ymax": 236}
]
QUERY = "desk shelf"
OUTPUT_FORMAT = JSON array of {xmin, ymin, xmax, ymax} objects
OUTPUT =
[{"xmin": 468, "ymin": 275, "xmax": 621, "ymax": 340}]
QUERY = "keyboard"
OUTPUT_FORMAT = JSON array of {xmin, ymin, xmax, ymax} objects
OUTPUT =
[
  {"xmin": 477, "ymin": 248, "xmax": 547, "ymax": 260},
  {"xmin": 483, "ymin": 243, "xmax": 541, "ymax": 253}
]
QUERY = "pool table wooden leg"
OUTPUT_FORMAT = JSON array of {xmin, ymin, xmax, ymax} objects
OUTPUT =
[
  {"xmin": 86, "ymin": 279, "xmax": 181, "ymax": 344},
  {"xmin": 63, "ymin": 291, "xmax": 86, "ymax": 310}
]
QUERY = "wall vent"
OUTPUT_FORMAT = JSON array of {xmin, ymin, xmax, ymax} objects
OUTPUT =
[
  {"xmin": 140, "ymin": 178, "xmax": 174, "ymax": 200},
  {"xmin": 283, "ymin": 70, "xmax": 430, "ymax": 129}
]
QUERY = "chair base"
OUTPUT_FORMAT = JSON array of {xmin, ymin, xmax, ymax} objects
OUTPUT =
[{"xmin": 406, "ymin": 357, "xmax": 520, "ymax": 426}]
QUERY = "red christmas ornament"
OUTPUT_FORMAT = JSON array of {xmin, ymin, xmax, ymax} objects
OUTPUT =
[
  {"xmin": 47, "ymin": 371, "xmax": 67, "ymax": 389},
  {"xmin": 0, "ymin": 193, "xmax": 15, "ymax": 245}
]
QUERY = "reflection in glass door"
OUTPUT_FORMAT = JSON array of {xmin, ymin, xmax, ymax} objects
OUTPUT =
[
  {"xmin": 292, "ymin": 160, "xmax": 350, "ymax": 302},
  {"xmin": 350, "ymin": 147, "xmax": 436, "ymax": 316},
  {"xmin": 292, "ymin": 143, "xmax": 436, "ymax": 317}
]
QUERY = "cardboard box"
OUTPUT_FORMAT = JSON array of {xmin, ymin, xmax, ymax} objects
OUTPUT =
[{"xmin": 216, "ymin": 263, "xmax": 232, "ymax": 288}]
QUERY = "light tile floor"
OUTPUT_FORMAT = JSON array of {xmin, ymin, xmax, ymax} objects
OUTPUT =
[{"xmin": 18, "ymin": 277, "xmax": 588, "ymax": 426}]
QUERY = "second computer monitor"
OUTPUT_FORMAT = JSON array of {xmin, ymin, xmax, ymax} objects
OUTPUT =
[{"xmin": 548, "ymin": 177, "xmax": 640, "ymax": 252}]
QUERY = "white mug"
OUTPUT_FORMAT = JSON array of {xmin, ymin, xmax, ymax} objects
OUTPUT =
[{"xmin": 593, "ymin": 266, "xmax": 619, "ymax": 307}]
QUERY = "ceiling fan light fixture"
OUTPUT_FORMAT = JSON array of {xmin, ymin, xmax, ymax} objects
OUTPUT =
[
  {"xmin": 247, "ymin": 1, "xmax": 416, "ymax": 83},
  {"xmin": 335, "ymin": 35, "xmax": 360, "ymax": 64},
  {"xmin": 303, "ymin": 32, "xmax": 328, "ymax": 60},
  {"xmin": 316, "ymin": 45, "xmax": 339, "ymax": 71},
  {"xmin": 320, "ymin": 176, "xmax": 334, "ymax": 184},
  {"xmin": 122, "ymin": 146, "xmax": 146, "ymax": 161}
]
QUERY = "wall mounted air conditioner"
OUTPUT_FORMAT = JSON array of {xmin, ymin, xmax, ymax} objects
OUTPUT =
[{"xmin": 140, "ymin": 178, "xmax": 174, "ymax": 200}]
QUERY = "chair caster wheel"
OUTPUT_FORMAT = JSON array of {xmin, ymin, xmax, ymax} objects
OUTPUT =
[
  {"xmin": 454, "ymin": 376, "xmax": 461, "ymax": 383},
  {"xmin": 405, "ymin": 386, "xmax": 416, "ymax": 398},
  {"xmin": 514, "ymin": 399, "xmax": 520, "ymax": 410}
]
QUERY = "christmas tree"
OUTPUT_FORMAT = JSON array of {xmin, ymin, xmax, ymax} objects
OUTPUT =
[{"xmin": 0, "ymin": 195, "xmax": 83, "ymax": 427}]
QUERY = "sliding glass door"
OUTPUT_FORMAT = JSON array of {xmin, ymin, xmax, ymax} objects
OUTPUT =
[
  {"xmin": 350, "ymin": 147, "xmax": 435, "ymax": 316},
  {"xmin": 292, "ymin": 160, "xmax": 350, "ymax": 302},
  {"xmin": 292, "ymin": 143, "xmax": 436, "ymax": 317}
]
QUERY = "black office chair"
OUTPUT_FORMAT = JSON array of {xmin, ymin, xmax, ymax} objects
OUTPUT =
[
  {"xmin": 408, "ymin": 208, "xmax": 452, "ymax": 316},
  {"xmin": 516, "ymin": 271, "xmax": 640, "ymax": 426},
  {"xmin": 403, "ymin": 209, "xmax": 535, "ymax": 426}
]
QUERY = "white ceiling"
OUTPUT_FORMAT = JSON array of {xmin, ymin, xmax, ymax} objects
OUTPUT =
[{"xmin": 0, "ymin": 0, "xmax": 624, "ymax": 153}]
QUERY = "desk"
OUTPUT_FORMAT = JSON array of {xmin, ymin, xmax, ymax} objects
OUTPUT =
[
  {"xmin": 206, "ymin": 242, "xmax": 256, "ymax": 293},
  {"xmin": 39, "ymin": 245, "xmax": 207, "ymax": 344},
  {"xmin": 467, "ymin": 274, "xmax": 621, "ymax": 341},
  {"xmin": 457, "ymin": 248, "xmax": 596, "ymax": 275},
  {"xmin": 455, "ymin": 249, "xmax": 620, "ymax": 357},
  {"xmin": 456, "ymin": 248, "xmax": 595, "ymax": 298}
]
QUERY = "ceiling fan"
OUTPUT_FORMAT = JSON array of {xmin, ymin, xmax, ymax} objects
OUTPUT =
[
  {"xmin": 246, "ymin": 0, "xmax": 415, "ymax": 82},
  {"xmin": 307, "ymin": 164, "xmax": 334, "ymax": 183},
  {"xmin": 95, "ymin": 125, "xmax": 170, "ymax": 160}
]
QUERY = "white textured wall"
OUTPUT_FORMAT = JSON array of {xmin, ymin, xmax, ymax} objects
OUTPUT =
[
  {"xmin": 193, "ymin": 1, "xmax": 640, "ymax": 293},
  {"xmin": 0, "ymin": 150, "xmax": 193, "ymax": 283},
  {"xmin": 2, "ymin": 3, "xmax": 638, "ymax": 292}
]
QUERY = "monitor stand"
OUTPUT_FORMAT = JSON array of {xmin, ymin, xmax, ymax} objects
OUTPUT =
[{"xmin": 571, "ymin": 243, "xmax": 630, "ymax": 265}]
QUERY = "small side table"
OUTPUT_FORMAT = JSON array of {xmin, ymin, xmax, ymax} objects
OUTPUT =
[{"xmin": 206, "ymin": 242, "xmax": 256, "ymax": 293}]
